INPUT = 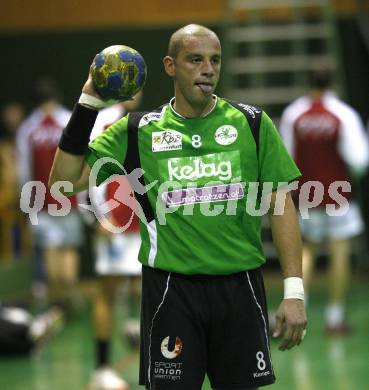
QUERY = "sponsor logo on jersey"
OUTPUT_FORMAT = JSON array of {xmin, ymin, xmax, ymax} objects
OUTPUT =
[
  {"xmin": 158, "ymin": 151, "xmax": 243, "ymax": 207},
  {"xmin": 143, "ymin": 112, "xmax": 163, "ymax": 122},
  {"xmin": 237, "ymin": 103, "xmax": 261, "ymax": 119},
  {"xmin": 139, "ymin": 105, "xmax": 167, "ymax": 128},
  {"xmin": 162, "ymin": 183, "xmax": 244, "ymax": 207},
  {"xmin": 30, "ymin": 125, "xmax": 62, "ymax": 145},
  {"xmin": 152, "ymin": 130, "xmax": 182, "ymax": 152},
  {"xmin": 163, "ymin": 151, "xmax": 240, "ymax": 184},
  {"xmin": 214, "ymin": 125, "xmax": 238, "ymax": 145},
  {"xmin": 168, "ymin": 158, "xmax": 231, "ymax": 181},
  {"xmin": 296, "ymin": 113, "xmax": 337, "ymax": 138}
]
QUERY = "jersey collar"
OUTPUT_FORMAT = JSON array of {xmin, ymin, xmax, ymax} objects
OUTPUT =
[{"xmin": 169, "ymin": 95, "xmax": 218, "ymax": 119}]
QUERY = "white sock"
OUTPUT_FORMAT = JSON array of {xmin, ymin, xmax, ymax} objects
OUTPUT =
[{"xmin": 325, "ymin": 303, "xmax": 344, "ymax": 326}]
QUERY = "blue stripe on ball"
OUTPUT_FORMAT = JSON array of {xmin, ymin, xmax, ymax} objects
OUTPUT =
[
  {"xmin": 99, "ymin": 87, "xmax": 113, "ymax": 99},
  {"xmin": 94, "ymin": 53, "xmax": 105, "ymax": 69},
  {"xmin": 119, "ymin": 50, "xmax": 135, "ymax": 62},
  {"xmin": 107, "ymin": 72, "xmax": 123, "ymax": 90},
  {"xmin": 137, "ymin": 70, "xmax": 146, "ymax": 86},
  {"xmin": 132, "ymin": 55, "xmax": 146, "ymax": 86}
]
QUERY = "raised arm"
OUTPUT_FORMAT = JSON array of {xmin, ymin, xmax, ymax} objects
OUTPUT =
[
  {"xmin": 268, "ymin": 189, "xmax": 307, "ymax": 351},
  {"xmin": 49, "ymin": 74, "xmax": 107, "ymax": 194}
]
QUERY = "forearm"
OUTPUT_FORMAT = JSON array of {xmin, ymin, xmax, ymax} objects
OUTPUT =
[
  {"xmin": 49, "ymin": 73, "xmax": 111, "ymax": 192},
  {"xmin": 268, "ymin": 192, "xmax": 302, "ymax": 278},
  {"xmin": 48, "ymin": 102, "xmax": 97, "ymax": 192},
  {"xmin": 49, "ymin": 148, "xmax": 90, "ymax": 193},
  {"xmin": 268, "ymin": 192, "xmax": 307, "ymax": 349}
]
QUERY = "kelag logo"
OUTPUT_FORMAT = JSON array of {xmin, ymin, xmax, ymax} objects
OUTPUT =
[{"xmin": 160, "ymin": 151, "xmax": 241, "ymax": 185}]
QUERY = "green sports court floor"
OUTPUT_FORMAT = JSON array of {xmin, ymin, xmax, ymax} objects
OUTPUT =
[{"xmin": 0, "ymin": 272, "xmax": 368, "ymax": 390}]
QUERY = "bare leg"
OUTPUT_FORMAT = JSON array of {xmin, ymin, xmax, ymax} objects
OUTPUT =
[
  {"xmin": 121, "ymin": 275, "xmax": 141, "ymax": 347},
  {"xmin": 325, "ymin": 238, "xmax": 351, "ymax": 329},
  {"xmin": 44, "ymin": 246, "xmax": 81, "ymax": 303},
  {"xmin": 58, "ymin": 248, "xmax": 79, "ymax": 286},
  {"xmin": 93, "ymin": 276, "xmax": 122, "ymax": 341},
  {"xmin": 327, "ymin": 238, "xmax": 351, "ymax": 305},
  {"xmin": 44, "ymin": 246, "xmax": 60, "ymax": 286},
  {"xmin": 302, "ymin": 240, "xmax": 318, "ymax": 300},
  {"xmin": 91, "ymin": 276, "xmax": 128, "ymax": 387},
  {"xmin": 44, "ymin": 246, "xmax": 63, "ymax": 301}
]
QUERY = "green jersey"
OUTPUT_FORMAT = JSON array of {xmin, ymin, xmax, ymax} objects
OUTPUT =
[{"xmin": 86, "ymin": 97, "xmax": 300, "ymax": 275}]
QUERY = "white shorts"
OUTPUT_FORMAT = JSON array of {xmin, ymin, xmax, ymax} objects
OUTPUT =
[
  {"xmin": 299, "ymin": 202, "xmax": 364, "ymax": 242},
  {"xmin": 31, "ymin": 211, "xmax": 84, "ymax": 247},
  {"xmin": 95, "ymin": 233, "xmax": 141, "ymax": 276}
]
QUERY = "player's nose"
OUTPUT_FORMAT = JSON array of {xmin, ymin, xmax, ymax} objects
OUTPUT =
[{"xmin": 201, "ymin": 60, "xmax": 215, "ymax": 76}]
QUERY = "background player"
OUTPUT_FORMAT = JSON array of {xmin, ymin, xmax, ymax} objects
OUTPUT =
[
  {"xmin": 83, "ymin": 97, "xmax": 142, "ymax": 390},
  {"xmin": 0, "ymin": 102, "xmax": 26, "ymax": 260},
  {"xmin": 17, "ymin": 77, "xmax": 84, "ymax": 310},
  {"xmin": 280, "ymin": 68, "xmax": 369, "ymax": 334}
]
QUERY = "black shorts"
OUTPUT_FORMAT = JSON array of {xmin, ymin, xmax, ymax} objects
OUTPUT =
[{"xmin": 139, "ymin": 266, "xmax": 276, "ymax": 389}]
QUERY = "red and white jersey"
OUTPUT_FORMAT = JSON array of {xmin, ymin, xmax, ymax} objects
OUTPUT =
[
  {"xmin": 90, "ymin": 104, "xmax": 125, "ymax": 140},
  {"xmin": 16, "ymin": 105, "xmax": 79, "ymax": 209},
  {"xmin": 89, "ymin": 105, "xmax": 139, "ymax": 233},
  {"xmin": 280, "ymin": 91, "xmax": 369, "ymax": 205}
]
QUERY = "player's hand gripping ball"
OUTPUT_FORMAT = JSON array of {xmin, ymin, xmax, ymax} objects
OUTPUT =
[{"xmin": 91, "ymin": 45, "xmax": 147, "ymax": 101}]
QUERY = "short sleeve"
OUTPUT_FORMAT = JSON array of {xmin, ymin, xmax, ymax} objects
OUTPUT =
[
  {"xmin": 85, "ymin": 116, "xmax": 129, "ymax": 185},
  {"xmin": 259, "ymin": 112, "xmax": 301, "ymax": 189}
]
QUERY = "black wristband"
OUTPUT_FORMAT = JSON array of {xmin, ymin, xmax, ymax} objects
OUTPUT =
[{"xmin": 58, "ymin": 103, "xmax": 98, "ymax": 155}]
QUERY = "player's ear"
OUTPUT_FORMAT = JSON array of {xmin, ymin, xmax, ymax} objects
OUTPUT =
[{"xmin": 163, "ymin": 56, "xmax": 175, "ymax": 77}]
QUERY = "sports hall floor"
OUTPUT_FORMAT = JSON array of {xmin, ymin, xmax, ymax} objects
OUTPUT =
[{"xmin": 0, "ymin": 272, "xmax": 368, "ymax": 390}]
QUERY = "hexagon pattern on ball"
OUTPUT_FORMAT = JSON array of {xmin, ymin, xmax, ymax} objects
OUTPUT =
[{"xmin": 91, "ymin": 45, "xmax": 147, "ymax": 101}]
